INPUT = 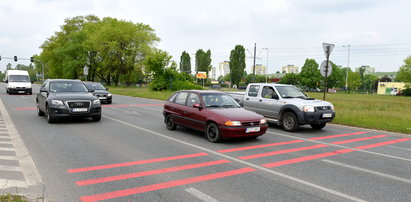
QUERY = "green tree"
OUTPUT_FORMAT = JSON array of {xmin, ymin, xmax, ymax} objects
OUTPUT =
[
  {"xmin": 6, "ymin": 63, "xmax": 12, "ymax": 70},
  {"xmin": 229, "ymin": 45, "xmax": 246, "ymax": 86},
  {"xmin": 299, "ymin": 59, "xmax": 321, "ymax": 89},
  {"xmin": 327, "ymin": 63, "xmax": 345, "ymax": 88},
  {"xmin": 279, "ymin": 73, "xmax": 301, "ymax": 86},
  {"xmin": 363, "ymin": 74, "xmax": 379, "ymax": 93},
  {"xmin": 348, "ymin": 71, "xmax": 362, "ymax": 91},
  {"xmin": 195, "ymin": 49, "xmax": 211, "ymax": 76},
  {"xmin": 179, "ymin": 51, "xmax": 191, "ymax": 74},
  {"xmin": 397, "ymin": 56, "xmax": 411, "ymax": 86}
]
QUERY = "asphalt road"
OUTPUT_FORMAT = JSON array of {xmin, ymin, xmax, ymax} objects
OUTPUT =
[{"xmin": 0, "ymin": 83, "xmax": 410, "ymax": 202}]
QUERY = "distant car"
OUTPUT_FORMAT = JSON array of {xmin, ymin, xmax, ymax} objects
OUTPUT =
[
  {"xmin": 209, "ymin": 84, "xmax": 221, "ymax": 89},
  {"xmin": 83, "ymin": 82, "xmax": 112, "ymax": 104},
  {"xmin": 36, "ymin": 79, "xmax": 102, "ymax": 123},
  {"xmin": 163, "ymin": 90, "xmax": 268, "ymax": 142}
]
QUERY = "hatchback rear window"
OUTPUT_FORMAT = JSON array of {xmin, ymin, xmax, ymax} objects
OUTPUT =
[{"xmin": 175, "ymin": 92, "xmax": 188, "ymax": 105}]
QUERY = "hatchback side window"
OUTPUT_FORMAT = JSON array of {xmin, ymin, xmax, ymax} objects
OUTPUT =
[
  {"xmin": 175, "ymin": 92, "xmax": 188, "ymax": 105},
  {"xmin": 187, "ymin": 93, "xmax": 200, "ymax": 107},
  {"xmin": 248, "ymin": 85, "xmax": 260, "ymax": 97}
]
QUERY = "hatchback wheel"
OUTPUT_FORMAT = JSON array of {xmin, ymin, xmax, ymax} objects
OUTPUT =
[
  {"xmin": 165, "ymin": 114, "xmax": 177, "ymax": 130},
  {"xmin": 281, "ymin": 112, "xmax": 299, "ymax": 132},
  {"xmin": 206, "ymin": 123, "xmax": 222, "ymax": 143}
]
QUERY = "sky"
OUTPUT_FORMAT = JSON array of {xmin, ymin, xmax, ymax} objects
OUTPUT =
[{"xmin": 1, "ymin": 0, "xmax": 411, "ymax": 74}]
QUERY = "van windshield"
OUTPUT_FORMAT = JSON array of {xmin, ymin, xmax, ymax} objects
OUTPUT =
[{"xmin": 9, "ymin": 75, "xmax": 30, "ymax": 82}]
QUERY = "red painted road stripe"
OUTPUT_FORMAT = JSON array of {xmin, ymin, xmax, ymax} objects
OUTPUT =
[
  {"xmin": 262, "ymin": 149, "xmax": 354, "ymax": 168},
  {"xmin": 262, "ymin": 138, "xmax": 410, "ymax": 168},
  {"xmin": 80, "ymin": 167, "xmax": 256, "ymax": 202},
  {"xmin": 309, "ymin": 131, "xmax": 367, "ymax": 140},
  {"xmin": 77, "ymin": 159, "xmax": 230, "ymax": 186},
  {"xmin": 239, "ymin": 144, "xmax": 329, "ymax": 160},
  {"xmin": 218, "ymin": 132, "xmax": 366, "ymax": 154},
  {"xmin": 16, "ymin": 107, "xmax": 36, "ymax": 110},
  {"xmin": 68, "ymin": 153, "xmax": 209, "ymax": 173},
  {"xmin": 330, "ymin": 134, "xmax": 387, "ymax": 144},
  {"xmin": 239, "ymin": 134, "xmax": 387, "ymax": 160},
  {"xmin": 218, "ymin": 140, "xmax": 304, "ymax": 153},
  {"xmin": 355, "ymin": 138, "xmax": 411, "ymax": 150}
]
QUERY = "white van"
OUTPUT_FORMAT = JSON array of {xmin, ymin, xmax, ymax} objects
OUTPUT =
[{"xmin": 4, "ymin": 70, "xmax": 32, "ymax": 94}]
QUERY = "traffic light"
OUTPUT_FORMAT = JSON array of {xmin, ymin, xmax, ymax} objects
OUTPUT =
[
  {"xmin": 30, "ymin": 57, "xmax": 34, "ymax": 62},
  {"xmin": 14, "ymin": 56, "xmax": 17, "ymax": 62}
]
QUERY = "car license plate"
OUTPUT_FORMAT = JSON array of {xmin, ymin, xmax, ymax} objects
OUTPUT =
[
  {"xmin": 72, "ymin": 108, "xmax": 88, "ymax": 112},
  {"xmin": 322, "ymin": 113, "xmax": 332, "ymax": 118},
  {"xmin": 98, "ymin": 97, "xmax": 106, "ymax": 99},
  {"xmin": 246, "ymin": 127, "xmax": 260, "ymax": 133},
  {"xmin": 18, "ymin": 91, "xmax": 24, "ymax": 93}
]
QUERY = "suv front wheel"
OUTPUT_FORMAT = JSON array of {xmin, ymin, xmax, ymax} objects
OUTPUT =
[{"xmin": 281, "ymin": 112, "xmax": 299, "ymax": 132}]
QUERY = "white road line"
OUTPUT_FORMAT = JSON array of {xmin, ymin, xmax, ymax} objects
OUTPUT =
[
  {"xmin": 322, "ymin": 159, "xmax": 411, "ymax": 185},
  {"xmin": 185, "ymin": 187, "xmax": 219, "ymax": 202},
  {"xmin": 0, "ymin": 165, "xmax": 23, "ymax": 172},
  {"xmin": 0, "ymin": 148, "xmax": 15, "ymax": 151},
  {"xmin": 267, "ymin": 131, "xmax": 411, "ymax": 163},
  {"xmin": 0, "ymin": 99, "xmax": 43, "ymax": 186},
  {"xmin": 104, "ymin": 115, "xmax": 366, "ymax": 202},
  {"xmin": 0, "ymin": 155, "xmax": 18, "ymax": 160},
  {"xmin": 387, "ymin": 145, "xmax": 411, "ymax": 151},
  {"xmin": 0, "ymin": 179, "xmax": 27, "ymax": 189},
  {"xmin": 0, "ymin": 141, "xmax": 13, "ymax": 145},
  {"xmin": 329, "ymin": 123, "xmax": 410, "ymax": 138},
  {"xmin": 139, "ymin": 106, "xmax": 163, "ymax": 112}
]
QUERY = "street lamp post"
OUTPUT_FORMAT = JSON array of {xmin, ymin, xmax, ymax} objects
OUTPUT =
[
  {"xmin": 262, "ymin": 48, "xmax": 269, "ymax": 83},
  {"xmin": 343, "ymin": 44, "xmax": 350, "ymax": 90}
]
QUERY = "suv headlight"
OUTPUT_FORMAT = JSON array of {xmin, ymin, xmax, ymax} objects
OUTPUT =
[
  {"xmin": 303, "ymin": 105, "xmax": 315, "ymax": 112},
  {"xmin": 93, "ymin": 99, "xmax": 100, "ymax": 105},
  {"xmin": 224, "ymin": 121, "xmax": 242, "ymax": 126},
  {"xmin": 51, "ymin": 100, "xmax": 64, "ymax": 105}
]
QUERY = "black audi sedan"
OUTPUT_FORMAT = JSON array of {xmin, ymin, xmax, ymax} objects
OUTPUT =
[
  {"xmin": 36, "ymin": 79, "xmax": 102, "ymax": 123},
  {"xmin": 83, "ymin": 82, "xmax": 112, "ymax": 104}
]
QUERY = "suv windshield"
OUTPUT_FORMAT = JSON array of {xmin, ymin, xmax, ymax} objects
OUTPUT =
[
  {"xmin": 50, "ymin": 81, "xmax": 89, "ymax": 93},
  {"xmin": 202, "ymin": 93, "xmax": 240, "ymax": 108},
  {"xmin": 275, "ymin": 86, "xmax": 307, "ymax": 99},
  {"xmin": 85, "ymin": 83, "xmax": 106, "ymax": 90},
  {"xmin": 9, "ymin": 75, "xmax": 30, "ymax": 82}
]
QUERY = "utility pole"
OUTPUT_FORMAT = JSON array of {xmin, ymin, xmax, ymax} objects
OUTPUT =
[
  {"xmin": 343, "ymin": 44, "xmax": 350, "ymax": 90},
  {"xmin": 262, "ymin": 48, "xmax": 269, "ymax": 83},
  {"xmin": 253, "ymin": 43, "xmax": 256, "ymax": 82}
]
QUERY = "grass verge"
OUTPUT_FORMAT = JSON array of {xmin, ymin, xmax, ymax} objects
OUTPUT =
[
  {"xmin": 0, "ymin": 193, "xmax": 27, "ymax": 202},
  {"xmin": 108, "ymin": 86, "xmax": 411, "ymax": 134}
]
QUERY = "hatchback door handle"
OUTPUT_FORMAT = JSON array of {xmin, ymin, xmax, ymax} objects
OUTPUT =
[
  {"xmin": 259, "ymin": 100, "xmax": 262, "ymax": 102},
  {"xmin": 246, "ymin": 98, "xmax": 249, "ymax": 100}
]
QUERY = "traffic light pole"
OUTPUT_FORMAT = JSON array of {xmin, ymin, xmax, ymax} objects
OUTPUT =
[{"xmin": 0, "ymin": 55, "xmax": 45, "ymax": 82}]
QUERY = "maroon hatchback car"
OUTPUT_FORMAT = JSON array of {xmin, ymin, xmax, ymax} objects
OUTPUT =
[{"xmin": 163, "ymin": 90, "xmax": 268, "ymax": 142}]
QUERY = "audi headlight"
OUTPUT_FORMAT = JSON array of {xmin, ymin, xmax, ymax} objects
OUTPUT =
[
  {"xmin": 107, "ymin": 93, "xmax": 112, "ymax": 97},
  {"xmin": 303, "ymin": 105, "xmax": 315, "ymax": 112},
  {"xmin": 93, "ymin": 99, "xmax": 100, "ymax": 105},
  {"xmin": 260, "ymin": 119, "xmax": 267, "ymax": 124},
  {"xmin": 330, "ymin": 104, "xmax": 334, "ymax": 111},
  {"xmin": 51, "ymin": 100, "xmax": 64, "ymax": 105},
  {"xmin": 224, "ymin": 121, "xmax": 242, "ymax": 126}
]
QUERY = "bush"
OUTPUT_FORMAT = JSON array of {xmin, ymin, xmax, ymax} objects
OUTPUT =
[
  {"xmin": 171, "ymin": 80, "xmax": 203, "ymax": 91},
  {"xmin": 401, "ymin": 88, "xmax": 411, "ymax": 96}
]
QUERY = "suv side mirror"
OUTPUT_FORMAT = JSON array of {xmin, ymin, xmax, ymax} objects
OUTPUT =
[
  {"xmin": 272, "ymin": 94, "xmax": 279, "ymax": 100},
  {"xmin": 4, "ymin": 80, "xmax": 8, "ymax": 83}
]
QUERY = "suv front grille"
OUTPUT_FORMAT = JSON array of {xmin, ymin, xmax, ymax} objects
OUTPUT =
[
  {"xmin": 67, "ymin": 101, "xmax": 91, "ymax": 108},
  {"xmin": 316, "ymin": 106, "xmax": 331, "ymax": 111}
]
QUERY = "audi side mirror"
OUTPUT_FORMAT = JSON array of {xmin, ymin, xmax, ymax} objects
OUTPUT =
[{"xmin": 88, "ymin": 89, "xmax": 95, "ymax": 93}]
